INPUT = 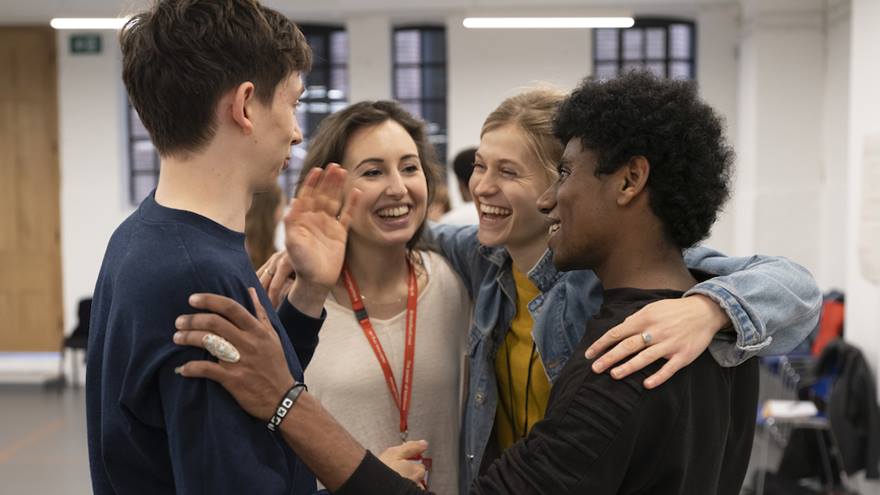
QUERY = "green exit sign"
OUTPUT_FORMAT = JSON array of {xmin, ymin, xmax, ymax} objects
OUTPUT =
[{"xmin": 69, "ymin": 34, "xmax": 102, "ymax": 55}]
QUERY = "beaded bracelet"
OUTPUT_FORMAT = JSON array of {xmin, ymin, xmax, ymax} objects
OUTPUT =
[{"xmin": 267, "ymin": 382, "xmax": 307, "ymax": 432}]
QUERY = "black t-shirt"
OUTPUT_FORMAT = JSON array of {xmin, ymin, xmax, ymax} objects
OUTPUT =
[{"xmin": 338, "ymin": 287, "xmax": 759, "ymax": 495}]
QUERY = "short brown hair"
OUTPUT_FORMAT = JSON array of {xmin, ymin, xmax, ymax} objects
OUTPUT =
[
  {"xmin": 120, "ymin": 0, "xmax": 312, "ymax": 156},
  {"xmin": 298, "ymin": 101, "xmax": 441, "ymax": 250},
  {"xmin": 481, "ymin": 88, "xmax": 568, "ymax": 181}
]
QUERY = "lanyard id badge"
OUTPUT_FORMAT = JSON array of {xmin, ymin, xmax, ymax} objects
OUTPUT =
[{"xmin": 342, "ymin": 258, "xmax": 432, "ymax": 488}]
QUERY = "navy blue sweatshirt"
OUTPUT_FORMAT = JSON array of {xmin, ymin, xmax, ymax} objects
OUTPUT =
[{"xmin": 86, "ymin": 192, "xmax": 321, "ymax": 495}]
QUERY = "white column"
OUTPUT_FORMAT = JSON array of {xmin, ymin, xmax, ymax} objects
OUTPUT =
[
  {"xmin": 696, "ymin": 4, "xmax": 740, "ymax": 254},
  {"xmin": 346, "ymin": 16, "xmax": 392, "ymax": 102},
  {"xmin": 734, "ymin": 0, "xmax": 825, "ymax": 279},
  {"xmin": 819, "ymin": 0, "xmax": 851, "ymax": 291}
]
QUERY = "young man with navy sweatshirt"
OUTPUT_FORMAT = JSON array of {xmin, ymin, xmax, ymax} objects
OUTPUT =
[{"xmin": 84, "ymin": 2, "xmax": 372, "ymax": 493}]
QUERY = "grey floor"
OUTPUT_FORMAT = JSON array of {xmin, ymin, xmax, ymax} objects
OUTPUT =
[
  {"xmin": 1, "ymin": 384, "xmax": 878, "ymax": 494},
  {"xmin": 0, "ymin": 386, "xmax": 92, "ymax": 493}
]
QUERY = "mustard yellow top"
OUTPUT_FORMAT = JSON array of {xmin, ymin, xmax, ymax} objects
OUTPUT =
[{"xmin": 493, "ymin": 268, "xmax": 552, "ymax": 451}]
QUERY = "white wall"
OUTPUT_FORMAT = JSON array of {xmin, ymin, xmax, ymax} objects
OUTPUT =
[
  {"xmin": 695, "ymin": 4, "xmax": 739, "ymax": 254},
  {"xmin": 346, "ymin": 15, "xmax": 392, "ymax": 102},
  {"xmin": 57, "ymin": 29, "xmax": 133, "ymax": 334},
  {"xmin": 735, "ymin": 0, "xmax": 825, "ymax": 280},
  {"xmin": 445, "ymin": 15, "xmax": 592, "ymax": 159},
  {"xmin": 847, "ymin": 0, "xmax": 880, "ymax": 385},
  {"xmin": 819, "ymin": 1, "xmax": 850, "ymax": 291}
]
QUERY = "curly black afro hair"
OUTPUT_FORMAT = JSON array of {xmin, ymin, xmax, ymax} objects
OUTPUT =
[{"xmin": 553, "ymin": 71, "xmax": 734, "ymax": 249}]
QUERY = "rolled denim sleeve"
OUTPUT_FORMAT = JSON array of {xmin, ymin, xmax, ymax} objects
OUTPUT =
[{"xmin": 682, "ymin": 246, "xmax": 822, "ymax": 367}]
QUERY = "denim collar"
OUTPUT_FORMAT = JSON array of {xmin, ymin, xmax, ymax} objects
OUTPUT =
[
  {"xmin": 478, "ymin": 244, "xmax": 563, "ymax": 294},
  {"xmin": 527, "ymin": 249, "xmax": 564, "ymax": 293}
]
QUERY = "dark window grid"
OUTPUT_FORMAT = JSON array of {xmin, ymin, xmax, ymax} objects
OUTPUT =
[
  {"xmin": 593, "ymin": 19, "xmax": 696, "ymax": 80},
  {"xmin": 126, "ymin": 104, "xmax": 160, "ymax": 205},
  {"xmin": 392, "ymin": 26, "xmax": 448, "ymax": 162},
  {"xmin": 392, "ymin": 26, "xmax": 447, "ymax": 63},
  {"xmin": 284, "ymin": 25, "xmax": 348, "ymax": 196}
]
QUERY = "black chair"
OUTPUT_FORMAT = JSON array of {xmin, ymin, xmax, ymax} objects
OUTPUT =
[{"xmin": 44, "ymin": 298, "xmax": 91, "ymax": 390}]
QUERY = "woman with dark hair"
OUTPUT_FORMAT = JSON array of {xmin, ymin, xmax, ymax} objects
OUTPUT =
[
  {"xmin": 245, "ymin": 183, "xmax": 285, "ymax": 269},
  {"xmin": 279, "ymin": 100, "xmax": 471, "ymax": 493}
]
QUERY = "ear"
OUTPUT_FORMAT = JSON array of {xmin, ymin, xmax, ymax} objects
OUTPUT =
[
  {"xmin": 230, "ymin": 81, "xmax": 257, "ymax": 135},
  {"xmin": 616, "ymin": 156, "xmax": 650, "ymax": 206}
]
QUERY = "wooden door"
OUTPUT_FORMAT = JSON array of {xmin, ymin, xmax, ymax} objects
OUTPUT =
[{"xmin": 0, "ymin": 27, "xmax": 62, "ymax": 351}]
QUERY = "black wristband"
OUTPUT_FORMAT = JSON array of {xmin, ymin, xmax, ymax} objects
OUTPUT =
[{"xmin": 267, "ymin": 382, "xmax": 307, "ymax": 432}]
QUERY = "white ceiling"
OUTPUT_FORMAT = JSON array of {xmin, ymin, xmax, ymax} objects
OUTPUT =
[{"xmin": 0, "ymin": 0, "xmax": 736, "ymax": 25}]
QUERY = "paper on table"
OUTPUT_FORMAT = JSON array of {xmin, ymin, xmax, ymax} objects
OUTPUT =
[{"xmin": 761, "ymin": 399, "xmax": 819, "ymax": 419}]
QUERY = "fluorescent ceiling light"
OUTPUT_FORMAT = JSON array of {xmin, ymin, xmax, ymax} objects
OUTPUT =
[
  {"xmin": 50, "ymin": 18, "xmax": 131, "ymax": 30},
  {"xmin": 463, "ymin": 17, "xmax": 634, "ymax": 29}
]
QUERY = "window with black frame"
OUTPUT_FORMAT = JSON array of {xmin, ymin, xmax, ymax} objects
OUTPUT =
[
  {"xmin": 124, "ymin": 24, "xmax": 349, "ymax": 205},
  {"xmin": 393, "ymin": 26, "xmax": 448, "ymax": 163},
  {"xmin": 127, "ymin": 103, "xmax": 161, "ymax": 205},
  {"xmin": 284, "ymin": 24, "xmax": 349, "ymax": 196},
  {"xmin": 593, "ymin": 19, "xmax": 696, "ymax": 81}
]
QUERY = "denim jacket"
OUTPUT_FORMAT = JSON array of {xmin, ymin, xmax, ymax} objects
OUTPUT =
[{"xmin": 425, "ymin": 224, "xmax": 822, "ymax": 493}]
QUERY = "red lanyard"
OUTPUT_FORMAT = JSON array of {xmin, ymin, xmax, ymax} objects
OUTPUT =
[{"xmin": 341, "ymin": 258, "xmax": 418, "ymax": 441}]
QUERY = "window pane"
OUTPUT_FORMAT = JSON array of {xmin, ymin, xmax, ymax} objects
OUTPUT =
[
  {"xmin": 395, "ymin": 67, "xmax": 422, "ymax": 99},
  {"xmin": 595, "ymin": 29, "xmax": 618, "ymax": 61},
  {"xmin": 132, "ymin": 140, "xmax": 157, "ymax": 172},
  {"xmin": 670, "ymin": 24, "xmax": 692, "ymax": 59},
  {"xmin": 129, "ymin": 108, "xmax": 150, "ymax": 139},
  {"xmin": 594, "ymin": 62, "xmax": 618, "ymax": 80},
  {"xmin": 422, "ymin": 101, "xmax": 447, "ymax": 131},
  {"xmin": 623, "ymin": 29, "xmax": 643, "ymax": 60},
  {"xmin": 394, "ymin": 30, "xmax": 420, "ymax": 64},
  {"xmin": 645, "ymin": 28, "xmax": 666, "ymax": 59},
  {"xmin": 330, "ymin": 31, "xmax": 348, "ymax": 63},
  {"xmin": 421, "ymin": 30, "xmax": 446, "ymax": 63},
  {"xmin": 330, "ymin": 67, "xmax": 348, "ymax": 97},
  {"xmin": 622, "ymin": 62, "xmax": 645, "ymax": 74},
  {"xmin": 306, "ymin": 33, "xmax": 327, "ymax": 63},
  {"xmin": 670, "ymin": 61, "xmax": 692, "ymax": 80},
  {"xmin": 423, "ymin": 66, "xmax": 446, "ymax": 99},
  {"xmin": 306, "ymin": 68, "xmax": 328, "ymax": 90},
  {"xmin": 400, "ymin": 101, "xmax": 422, "ymax": 119},
  {"xmin": 132, "ymin": 173, "xmax": 158, "ymax": 203},
  {"xmin": 646, "ymin": 62, "xmax": 665, "ymax": 78}
]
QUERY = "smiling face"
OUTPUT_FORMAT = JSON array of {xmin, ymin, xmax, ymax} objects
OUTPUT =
[
  {"xmin": 538, "ymin": 138, "xmax": 618, "ymax": 271},
  {"xmin": 250, "ymin": 72, "xmax": 304, "ymax": 191},
  {"xmin": 341, "ymin": 119, "xmax": 428, "ymax": 249},
  {"xmin": 470, "ymin": 123, "xmax": 554, "ymax": 253}
]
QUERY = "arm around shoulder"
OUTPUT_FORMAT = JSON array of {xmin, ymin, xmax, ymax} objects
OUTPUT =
[{"xmin": 683, "ymin": 246, "xmax": 822, "ymax": 366}]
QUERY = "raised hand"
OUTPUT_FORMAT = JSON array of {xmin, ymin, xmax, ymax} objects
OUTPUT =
[{"xmin": 284, "ymin": 164, "xmax": 360, "ymax": 290}]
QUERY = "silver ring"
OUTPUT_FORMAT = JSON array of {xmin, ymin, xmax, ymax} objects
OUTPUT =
[
  {"xmin": 641, "ymin": 331, "xmax": 653, "ymax": 346},
  {"xmin": 203, "ymin": 334, "xmax": 240, "ymax": 363}
]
